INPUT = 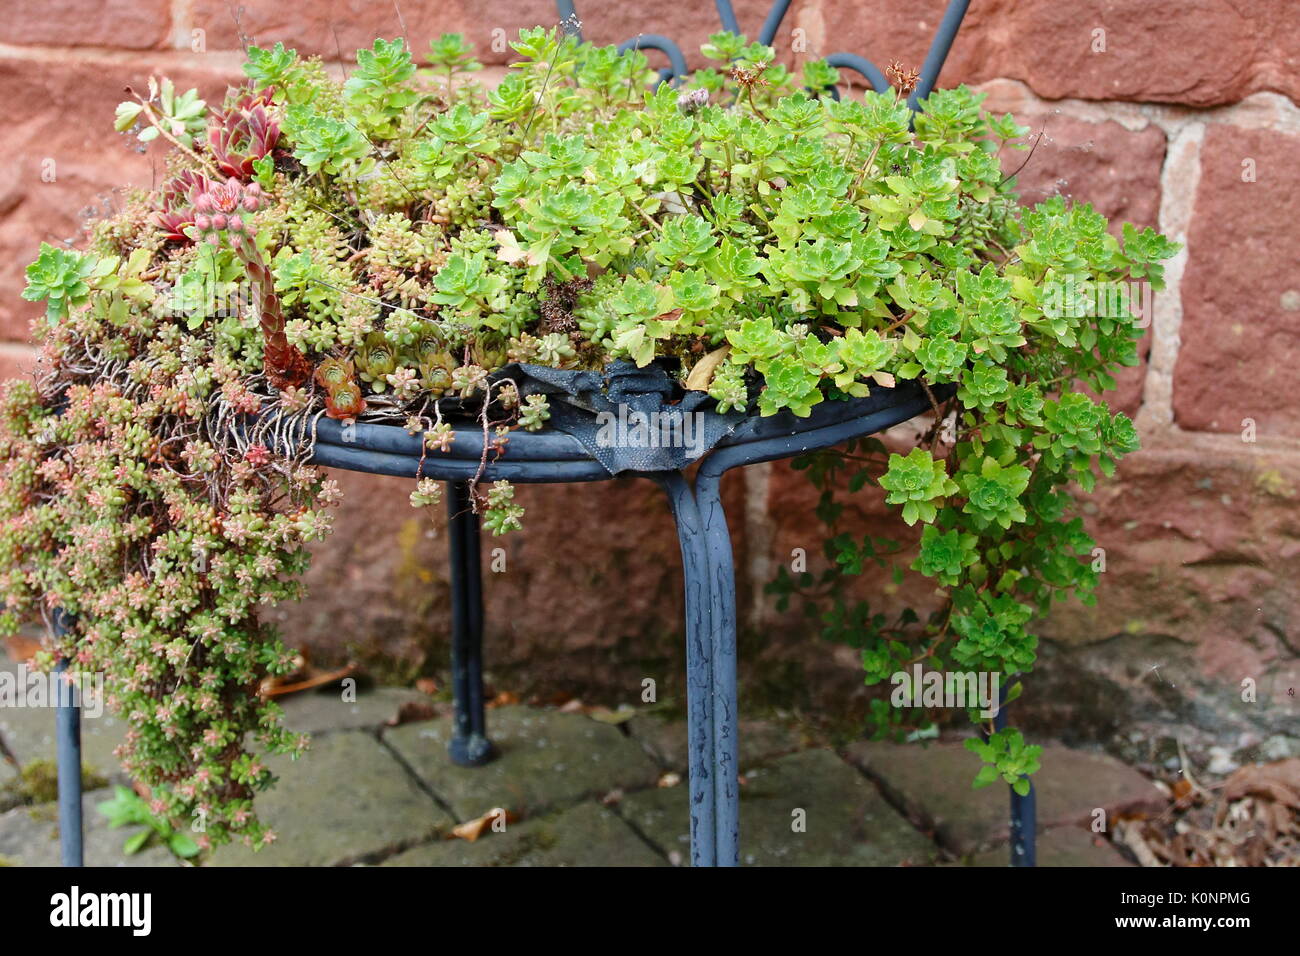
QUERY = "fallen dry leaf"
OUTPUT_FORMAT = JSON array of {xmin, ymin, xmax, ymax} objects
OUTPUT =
[
  {"xmin": 684, "ymin": 344, "xmax": 731, "ymax": 391},
  {"xmin": 1221, "ymin": 759, "xmax": 1300, "ymax": 810},
  {"xmin": 448, "ymin": 807, "xmax": 517, "ymax": 842},
  {"xmin": 2, "ymin": 634, "xmax": 41, "ymax": 662},
  {"xmin": 387, "ymin": 700, "xmax": 437, "ymax": 727},
  {"xmin": 415, "ymin": 677, "xmax": 438, "ymax": 696},
  {"xmin": 1108, "ymin": 757, "xmax": 1300, "ymax": 867},
  {"xmin": 589, "ymin": 705, "xmax": 638, "ymax": 725},
  {"xmin": 1115, "ymin": 820, "xmax": 1162, "ymax": 867}
]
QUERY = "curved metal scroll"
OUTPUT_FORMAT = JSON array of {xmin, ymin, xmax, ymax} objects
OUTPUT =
[{"xmin": 554, "ymin": 0, "xmax": 971, "ymax": 105}]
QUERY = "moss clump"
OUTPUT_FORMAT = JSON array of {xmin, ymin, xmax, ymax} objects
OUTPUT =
[{"xmin": 0, "ymin": 759, "xmax": 108, "ymax": 807}]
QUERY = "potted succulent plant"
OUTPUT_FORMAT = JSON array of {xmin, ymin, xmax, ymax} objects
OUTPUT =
[{"xmin": 0, "ymin": 25, "xmax": 1176, "ymax": 855}]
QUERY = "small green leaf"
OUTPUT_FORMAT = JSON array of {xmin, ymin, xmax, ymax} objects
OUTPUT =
[{"xmin": 123, "ymin": 830, "xmax": 150, "ymax": 855}]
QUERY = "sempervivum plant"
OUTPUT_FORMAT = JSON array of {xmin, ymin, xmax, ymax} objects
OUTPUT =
[
  {"xmin": 191, "ymin": 177, "xmax": 313, "ymax": 390},
  {"xmin": 208, "ymin": 87, "xmax": 280, "ymax": 180},
  {"xmin": 0, "ymin": 27, "xmax": 1176, "ymax": 852}
]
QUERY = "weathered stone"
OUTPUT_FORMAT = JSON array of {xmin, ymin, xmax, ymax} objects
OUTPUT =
[
  {"xmin": 976, "ymin": 87, "xmax": 1166, "ymax": 231},
  {"xmin": 0, "ymin": 57, "xmax": 245, "ymax": 339},
  {"xmin": 1174, "ymin": 125, "xmax": 1300, "ymax": 435},
  {"xmin": 383, "ymin": 706, "xmax": 660, "ymax": 821},
  {"xmin": 625, "ymin": 714, "xmax": 811, "ymax": 772},
  {"xmin": 844, "ymin": 739, "xmax": 1165, "ymax": 853},
  {"xmin": 815, "ymin": 0, "xmax": 1300, "ymax": 107},
  {"xmin": 1037, "ymin": 434, "xmax": 1300, "ymax": 734},
  {"xmin": 278, "ymin": 686, "xmax": 433, "ymax": 734},
  {"xmin": 209, "ymin": 730, "xmax": 451, "ymax": 866},
  {"xmin": 0, "ymin": 687, "xmax": 129, "ymax": 785},
  {"xmin": 0, "ymin": 794, "xmax": 178, "ymax": 867},
  {"xmin": 963, "ymin": 825, "xmax": 1134, "ymax": 867},
  {"xmin": 619, "ymin": 749, "xmax": 938, "ymax": 866},
  {"xmin": 190, "ymin": 0, "xmax": 545, "ymax": 63},
  {"xmin": 754, "ymin": 430, "xmax": 1300, "ymax": 755},
  {"xmin": 382, "ymin": 800, "xmax": 667, "ymax": 866},
  {"xmin": 0, "ymin": 0, "xmax": 173, "ymax": 50}
]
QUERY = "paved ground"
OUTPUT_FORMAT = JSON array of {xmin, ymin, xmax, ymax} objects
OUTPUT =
[{"xmin": 0, "ymin": 650, "xmax": 1159, "ymax": 866}]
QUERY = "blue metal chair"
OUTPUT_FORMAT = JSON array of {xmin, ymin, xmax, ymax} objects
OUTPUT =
[{"xmin": 53, "ymin": 0, "xmax": 1037, "ymax": 868}]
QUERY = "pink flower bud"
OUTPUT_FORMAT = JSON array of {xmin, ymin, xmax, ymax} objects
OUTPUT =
[
  {"xmin": 245, "ymin": 182, "xmax": 262, "ymax": 196},
  {"xmin": 206, "ymin": 234, "xmax": 221, "ymax": 247},
  {"xmin": 242, "ymin": 194, "xmax": 260, "ymax": 212},
  {"xmin": 193, "ymin": 194, "xmax": 214, "ymax": 213},
  {"xmin": 228, "ymin": 216, "xmax": 244, "ymax": 232},
  {"xmin": 212, "ymin": 213, "xmax": 228, "ymax": 230},
  {"xmin": 194, "ymin": 214, "xmax": 211, "ymax": 231}
]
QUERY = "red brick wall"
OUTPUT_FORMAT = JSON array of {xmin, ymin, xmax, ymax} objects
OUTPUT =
[{"xmin": 2, "ymin": 1, "xmax": 1297, "ymax": 742}]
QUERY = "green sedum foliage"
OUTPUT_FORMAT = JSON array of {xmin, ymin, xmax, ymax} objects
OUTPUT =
[{"xmin": 1, "ymin": 27, "xmax": 1176, "ymax": 852}]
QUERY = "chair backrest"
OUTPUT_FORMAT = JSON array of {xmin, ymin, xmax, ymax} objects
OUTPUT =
[{"xmin": 553, "ymin": 0, "xmax": 971, "ymax": 112}]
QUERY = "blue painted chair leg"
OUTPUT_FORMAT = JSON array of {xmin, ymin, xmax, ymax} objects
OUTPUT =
[
  {"xmin": 54, "ymin": 644, "xmax": 84, "ymax": 866},
  {"xmin": 907, "ymin": 0, "xmax": 973, "ymax": 110},
  {"xmin": 1010, "ymin": 780, "xmax": 1037, "ymax": 867},
  {"xmin": 994, "ymin": 687, "xmax": 1036, "ymax": 866},
  {"xmin": 694, "ymin": 470, "xmax": 740, "ymax": 867},
  {"xmin": 446, "ymin": 481, "xmax": 495, "ymax": 767},
  {"xmin": 654, "ymin": 471, "xmax": 717, "ymax": 867}
]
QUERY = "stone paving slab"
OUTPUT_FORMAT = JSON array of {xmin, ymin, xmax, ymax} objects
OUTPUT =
[
  {"xmin": 382, "ymin": 801, "xmax": 668, "ymax": 867},
  {"xmin": 0, "ymin": 704, "xmax": 129, "ymax": 783},
  {"xmin": 0, "ymin": 794, "xmax": 178, "ymax": 867},
  {"xmin": 210, "ymin": 730, "xmax": 452, "ymax": 867},
  {"xmin": 277, "ymin": 687, "xmax": 433, "ymax": 735},
  {"xmin": 618, "ymin": 749, "xmax": 939, "ymax": 866},
  {"xmin": 384, "ymin": 706, "xmax": 661, "ymax": 822},
  {"xmin": 625, "ymin": 715, "xmax": 811, "ymax": 772},
  {"xmin": 844, "ymin": 740, "xmax": 1166, "ymax": 854},
  {"xmin": 960, "ymin": 825, "xmax": 1134, "ymax": 867},
  {"xmin": 1, "ymin": 646, "xmax": 127, "ymax": 781}
]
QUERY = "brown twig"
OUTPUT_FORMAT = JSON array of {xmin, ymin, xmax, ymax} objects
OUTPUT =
[{"xmin": 125, "ymin": 87, "xmax": 221, "ymax": 178}]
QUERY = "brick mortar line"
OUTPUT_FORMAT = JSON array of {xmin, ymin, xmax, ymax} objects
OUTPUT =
[
  {"xmin": 1138, "ymin": 121, "xmax": 1203, "ymax": 432},
  {"xmin": 170, "ymin": 0, "xmax": 193, "ymax": 52},
  {"xmin": 1142, "ymin": 428, "xmax": 1300, "ymax": 456},
  {"xmin": 0, "ymin": 43, "xmax": 248, "ymax": 70},
  {"xmin": 976, "ymin": 79, "xmax": 1300, "ymax": 132}
]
